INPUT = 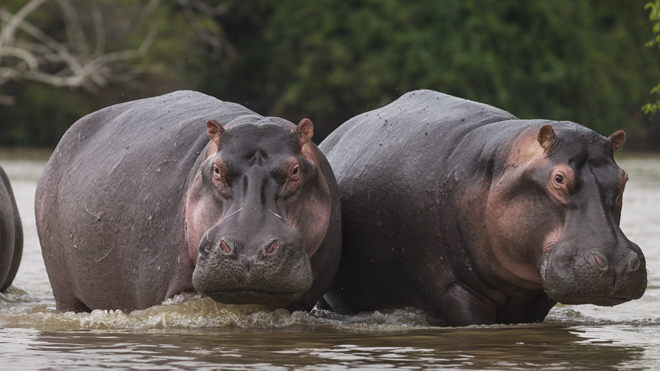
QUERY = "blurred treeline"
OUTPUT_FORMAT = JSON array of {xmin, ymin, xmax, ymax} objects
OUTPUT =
[{"xmin": 1, "ymin": 0, "xmax": 659, "ymax": 149}]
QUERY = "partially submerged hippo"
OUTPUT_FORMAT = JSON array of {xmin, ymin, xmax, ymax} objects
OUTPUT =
[
  {"xmin": 0, "ymin": 165, "xmax": 22, "ymax": 292},
  {"xmin": 319, "ymin": 89, "xmax": 646, "ymax": 326},
  {"xmin": 36, "ymin": 91, "xmax": 341, "ymax": 312}
]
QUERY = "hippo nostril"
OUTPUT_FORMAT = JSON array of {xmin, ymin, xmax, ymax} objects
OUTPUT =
[
  {"xmin": 219, "ymin": 240, "xmax": 232, "ymax": 254},
  {"xmin": 631, "ymin": 258, "xmax": 640, "ymax": 271},
  {"xmin": 265, "ymin": 240, "xmax": 278, "ymax": 254},
  {"xmin": 627, "ymin": 253, "xmax": 641, "ymax": 272},
  {"xmin": 593, "ymin": 253, "xmax": 608, "ymax": 269}
]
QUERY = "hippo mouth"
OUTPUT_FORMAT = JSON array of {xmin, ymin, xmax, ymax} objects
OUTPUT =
[
  {"xmin": 548, "ymin": 295, "xmax": 630, "ymax": 307},
  {"xmin": 205, "ymin": 290, "xmax": 302, "ymax": 305},
  {"xmin": 539, "ymin": 251, "xmax": 646, "ymax": 306}
]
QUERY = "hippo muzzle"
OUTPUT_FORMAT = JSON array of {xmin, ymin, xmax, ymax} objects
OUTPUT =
[
  {"xmin": 191, "ymin": 217, "xmax": 313, "ymax": 306},
  {"xmin": 540, "ymin": 239, "xmax": 646, "ymax": 306}
]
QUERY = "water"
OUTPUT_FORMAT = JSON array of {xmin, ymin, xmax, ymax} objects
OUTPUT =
[{"xmin": 1, "ymin": 148, "xmax": 659, "ymax": 370}]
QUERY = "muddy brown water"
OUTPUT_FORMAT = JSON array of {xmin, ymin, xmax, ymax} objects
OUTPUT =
[{"xmin": 1, "ymin": 149, "xmax": 659, "ymax": 370}]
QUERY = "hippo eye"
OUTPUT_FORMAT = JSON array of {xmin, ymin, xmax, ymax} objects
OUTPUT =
[
  {"xmin": 282, "ymin": 164, "xmax": 302, "ymax": 197},
  {"xmin": 291, "ymin": 164, "xmax": 300, "ymax": 177},
  {"xmin": 554, "ymin": 174, "xmax": 564, "ymax": 185},
  {"xmin": 214, "ymin": 166, "xmax": 220, "ymax": 175}
]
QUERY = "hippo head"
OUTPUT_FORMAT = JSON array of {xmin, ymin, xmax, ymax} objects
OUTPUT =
[
  {"xmin": 186, "ymin": 116, "xmax": 332, "ymax": 306},
  {"xmin": 486, "ymin": 123, "xmax": 646, "ymax": 306}
]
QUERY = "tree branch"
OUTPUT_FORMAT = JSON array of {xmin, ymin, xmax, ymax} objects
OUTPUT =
[{"xmin": 0, "ymin": 0, "xmax": 160, "ymax": 104}]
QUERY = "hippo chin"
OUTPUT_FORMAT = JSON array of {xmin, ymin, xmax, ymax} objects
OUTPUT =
[
  {"xmin": 319, "ymin": 89, "xmax": 646, "ymax": 326},
  {"xmin": 0, "ymin": 165, "xmax": 23, "ymax": 292},
  {"xmin": 36, "ymin": 91, "xmax": 341, "ymax": 312}
]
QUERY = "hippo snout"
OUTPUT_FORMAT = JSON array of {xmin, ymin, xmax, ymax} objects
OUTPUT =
[
  {"xmin": 192, "ymin": 230, "xmax": 313, "ymax": 306},
  {"xmin": 541, "ymin": 241, "xmax": 647, "ymax": 306}
]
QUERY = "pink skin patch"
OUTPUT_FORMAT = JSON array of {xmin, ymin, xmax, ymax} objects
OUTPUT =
[
  {"xmin": 491, "ymin": 247, "xmax": 542, "ymax": 284},
  {"xmin": 185, "ymin": 195, "xmax": 211, "ymax": 263},
  {"xmin": 486, "ymin": 128, "xmax": 564, "ymax": 287},
  {"xmin": 539, "ymin": 227, "xmax": 563, "ymax": 281},
  {"xmin": 543, "ymin": 228, "xmax": 563, "ymax": 254},
  {"xmin": 185, "ymin": 152, "xmax": 227, "ymax": 264},
  {"xmin": 286, "ymin": 141, "xmax": 332, "ymax": 258}
]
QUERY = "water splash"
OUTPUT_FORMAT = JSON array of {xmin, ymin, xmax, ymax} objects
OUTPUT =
[{"xmin": 1, "ymin": 292, "xmax": 432, "ymax": 332}]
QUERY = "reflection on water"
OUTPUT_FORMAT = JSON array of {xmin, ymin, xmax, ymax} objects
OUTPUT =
[
  {"xmin": 0, "ymin": 149, "xmax": 659, "ymax": 370},
  {"xmin": 0, "ymin": 325, "xmax": 650, "ymax": 370}
]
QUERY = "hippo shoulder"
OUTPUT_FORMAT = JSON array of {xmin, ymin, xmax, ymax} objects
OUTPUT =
[
  {"xmin": 58, "ymin": 91, "xmax": 252, "ymax": 154},
  {"xmin": 321, "ymin": 89, "xmax": 516, "ymax": 155},
  {"xmin": 320, "ymin": 90, "xmax": 518, "ymax": 196},
  {"xmin": 41, "ymin": 91, "xmax": 257, "ymax": 190}
]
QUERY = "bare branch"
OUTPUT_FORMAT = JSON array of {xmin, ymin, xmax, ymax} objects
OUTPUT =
[
  {"xmin": 0, "ymin": 0, "xmax": 160, "ymax": 103},
  {"xmin": 0, "ymin": 9, "xmax": 85, "ymax": 75},
  {"xmin": 55, "ymin": 0, "xmax": 89, "ymax": 56},
  {"xmin": 91, "ymin": 6, "xmax": 105, "ymax": 57},
  {"xmin": 140, "ymin": 0, "xmax": 162, "ymax": 18},
  {"xmin": 96, "ymin": 26, "xmax": 157, "ymax": 65},
  {"xmin": 176, "ymin": 0, "xmax": 233, "ymax": 59},
  {"xmin": 1, "ymin": 46, "xmax": 39, "ymax": 69},
  {"xmin": 0, "ymin": 0, "xmax": 48, "ymax": 65},
  {"xmin": 0, "ymin": 0, "xmax": 231, "ymax": 105}
]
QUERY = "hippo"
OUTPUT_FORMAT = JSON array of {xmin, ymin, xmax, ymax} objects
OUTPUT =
[
  {"xmin": 0, "ymin": 165, "xmax": 23, "ymax": 292},
  {"xmin": 318, "ymin": 89, "xmax": 646, "ymax": 326},
  {"xmin": 35, "ymin": 91, "xmax": 341, "ymax": 312}
]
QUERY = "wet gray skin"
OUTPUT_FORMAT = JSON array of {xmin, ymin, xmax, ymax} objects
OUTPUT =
[
  {"xmin": 35, "ymin": 91, "xmax": 341, "ymax": 312},
  {"xmin": 0, "ymin": 165, "xmax": 22, "ymax": 292},
  {"xmin": 319, "ymin": 89, "xmax": 646, "ymax": 326}
]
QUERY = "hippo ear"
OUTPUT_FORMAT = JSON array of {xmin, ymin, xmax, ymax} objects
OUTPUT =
[
  {"xmin": 206, "ymin": 119, "xmax": 225, "ymax": 145},
  {"xmin": 296, "ymin": 118, "xmax": 314, "ymax": 145},
  {"xmin": 537, "ymin": 124, "xmax": 557, "ymax": 153},
  {"xmin": 608, "ymin": 130, "xmax": 625, "ymax": 152}
]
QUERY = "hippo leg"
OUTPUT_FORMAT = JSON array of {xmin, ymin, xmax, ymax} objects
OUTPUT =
[
  {"xmin": 0, "ymin": 235, "xmax": 22, "ymax": 292},
  {"xmin": 56, "ymin": 297, "xmax": 91, "ymax": 312},
  {"xmin": 52, "ymin": 285, "xmax": 91, "ymax": 312},
  {"xmin": 440, "ymin": 284, "xmax": 496, "ymax": 326},
  {"xmin": 515, "ymin": 292, "xmax": 556, "ymax": 324},
  {"xmin": 48, "ymin": 268, "xmax": 91, "ymax": 312}
]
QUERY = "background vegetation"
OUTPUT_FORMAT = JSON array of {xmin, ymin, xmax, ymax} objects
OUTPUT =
[{"xmin": 1, "ymin": 0, "xmax": 659, "ymax": 149}]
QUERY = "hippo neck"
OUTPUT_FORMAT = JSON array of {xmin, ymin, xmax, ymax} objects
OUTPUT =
[
  {"xmin": 186, "ymin": 140, "xmax": 215, "ymax": 191},
  {"xmin": 183, "ymin": 140, "xmax": 216, "ymax": 261},
  {"xmin": 449, "ymin": 122, "xmax": 550, "ymax": 298}
]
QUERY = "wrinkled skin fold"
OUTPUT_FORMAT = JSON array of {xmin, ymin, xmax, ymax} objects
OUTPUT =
[
  {"xmin": 319, "ymin": 89, "xmax": 646, "ymax": 326},
  {"xmin": 36, "ymin": 91, "xmax": 341, "ymax": 312}
]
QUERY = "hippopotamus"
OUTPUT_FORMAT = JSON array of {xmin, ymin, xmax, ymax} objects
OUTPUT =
[
  {"xmin": 35, "ymin": 90, "xmax": 341, "ymax": 312},
  {"xmin": 319, "ymin": 89, "xmax": 646, "ymax": 326},
  {"xmin": 0, "ymin": 165, "xmax": 23, "ymax": 292}
]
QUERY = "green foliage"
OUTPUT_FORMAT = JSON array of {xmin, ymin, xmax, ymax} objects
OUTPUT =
[
  {"xmin": 643, "ymin": 0, "xmax": 660, "ymax": 116},
  {"xmin": 205, "ymin": 0, "xmax": 660, "ymax": 144},
  {"xmin": 2, "ymin": 0, "xmax": 660, "ymax": 149}
]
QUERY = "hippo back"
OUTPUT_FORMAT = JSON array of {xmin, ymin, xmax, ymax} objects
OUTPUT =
[{"xmin": 320, "ymin": 90, "xmax": 518, "ymax": 225}]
